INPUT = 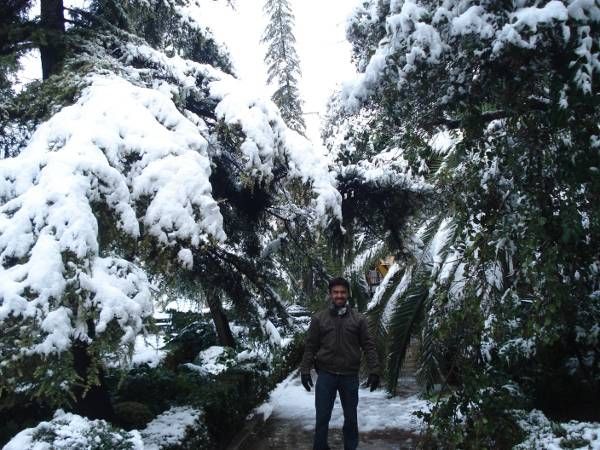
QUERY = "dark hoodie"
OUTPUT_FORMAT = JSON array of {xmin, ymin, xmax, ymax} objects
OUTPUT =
[{"xmin": 299, "ymin": 303, "xmax": 380, "ymax": 376}]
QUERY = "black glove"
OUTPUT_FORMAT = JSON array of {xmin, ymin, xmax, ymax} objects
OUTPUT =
[
  {"xmin": 301, "ymin": 373, "xmax": 313, "ymax": 392},
  {"xmin": 367, "ymin": 373, "xmax": 380, "ymax": 392}
]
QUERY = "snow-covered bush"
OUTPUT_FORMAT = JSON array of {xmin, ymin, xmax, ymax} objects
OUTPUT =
[
  {"xmin": 3, "ymin": 406, "xmax": 214, "ymax": 450},
  {"xmin": 3, "ymin": 410, "xmax": 143, "ymax": 450},
  {"xmin": 102, "ymin": 305, "xmax": 307, "ymax": 445},
  {"xmin": 516, "ymin": 409, "xmax": 600, "ymax": 450},
  {"xmin": 184, "ymin": 345, "xmax": 236, "ymax": 376},
  {"xmin": 140, "ymin": 406, "xmax": 211, "ymax": 450},
  {"xmin": 162, "ymin": 312, "xmax": 217, "ymax": 370}
]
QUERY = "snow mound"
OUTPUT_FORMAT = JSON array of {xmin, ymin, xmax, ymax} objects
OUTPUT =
[
  {"xmin": 131, "ymin": 334, "xmax": 167, "ymax": 368},
  {"xmin": 184, "ymin": 345, "xmax": 231, "ymax": 375},
  {"xmin": 140, "ymin": 406, "xmax": 205, "ymax": 450},
  {"xmin": 516, "ymin": 409, "xmax": 600, "ymax": 450},
  {"xmin": 3, "ymin": 410, "xmax": 143, "ymax": 450}
]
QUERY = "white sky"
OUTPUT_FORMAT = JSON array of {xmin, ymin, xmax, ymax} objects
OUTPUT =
[
  {"xmin": 19, "ymin": 0, "xmax": 359, "ymax": 146},
  {"xmin": 189, "ymin": 0, "xmax": 358, "ymax": 146}
]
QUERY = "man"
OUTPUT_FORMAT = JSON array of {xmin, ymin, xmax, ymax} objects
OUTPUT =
[{"xmin": 300, "ymin": 277, "xmax": 380, "ymax": 450}]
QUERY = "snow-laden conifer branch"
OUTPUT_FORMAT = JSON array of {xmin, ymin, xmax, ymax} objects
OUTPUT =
[
  {"xmin": 0, "ymin": 16, "xmax": 340, "ymax": 395},
  {"xmin": 344, "ymin": 0, "xmax": 600, "ymax": 109}
]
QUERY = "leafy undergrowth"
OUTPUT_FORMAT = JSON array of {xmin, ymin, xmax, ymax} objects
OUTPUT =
[
  {"xmin": 1, "ymin": 311, "xmax": 306, "ymax": 449},
  {"xmin": 515, "ymin": 410, "xmax": 600, "ymax": 450}
]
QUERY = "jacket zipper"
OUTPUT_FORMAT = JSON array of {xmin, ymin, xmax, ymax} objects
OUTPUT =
[{"xmin": 335, "ymin": 315, "xmax": 342, "ymax": 373}]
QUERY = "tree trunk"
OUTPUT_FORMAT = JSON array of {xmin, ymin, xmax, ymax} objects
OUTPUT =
[
  {"xmin": 40, "ymin": 0, "xmax": 65, "ymax": 79},
  {"xmin": 303, "ymin": 266, "xmax": 314, "ymax": 300},
  {"xmin": 205, "ymin": 290, "xmax": 236, "ymax": 348},
  {"xmin": 71, "ymin": 319, "xmax": 114, "ymax": 421},
  {"xmin": 71, "ymin": 340, "xmax": 114, "ymax": 420}
]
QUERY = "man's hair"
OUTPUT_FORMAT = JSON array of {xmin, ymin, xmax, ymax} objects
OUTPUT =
[{"xmin": 328, "ymin": 277, "xmax": 350, "ymax": 292}]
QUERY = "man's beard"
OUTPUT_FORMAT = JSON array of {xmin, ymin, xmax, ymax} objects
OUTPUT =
[{"xmin": 329, "ymin": 300, "xmax": 347, "ymax": 316}]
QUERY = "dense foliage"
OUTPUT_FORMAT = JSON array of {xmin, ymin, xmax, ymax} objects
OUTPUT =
[
  {"xmin": 0, "ymin": 0, "xmax": 339, "ymax": 420},
  {"xmin": 327, "ymin": 0, "xmax": 600, "ymax": 447}
]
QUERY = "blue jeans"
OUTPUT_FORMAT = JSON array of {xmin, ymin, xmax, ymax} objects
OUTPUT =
[{"xmin": 313, "ymin": 370, "xmax": 359, "ymax": 450}]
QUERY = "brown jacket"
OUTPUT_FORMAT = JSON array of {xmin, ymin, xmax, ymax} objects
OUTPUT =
[{"xmin": 300, "ymin": 305, "xmax": 380, "ymax": 375}]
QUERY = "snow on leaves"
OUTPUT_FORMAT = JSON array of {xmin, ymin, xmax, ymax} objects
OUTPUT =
[
  {"xmin": 344, "ymin": 0, "xmax": 600, "ymax": 107},
  {"xmin": 0, "ymin": 73, "xmax": 224, "ymax": 355},
  {"xmin": 126, "ymin": 43, "xmax": 340, "ymax": 222},
  {"xmin": 0, "ymin": 34, "xmax": 339, "ymax": 362}
]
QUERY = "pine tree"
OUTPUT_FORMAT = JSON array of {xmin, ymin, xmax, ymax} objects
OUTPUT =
[
  {"xmin": 0, "ymin": 1, "xmax": 34, "ymax": 90},
  {"xmin": 261, "ymin": 0, "xmax": 305, "ymax": 134},
  {"xmin": 0, "ymin": 0, "xmax": 340, "ymax": 416}
]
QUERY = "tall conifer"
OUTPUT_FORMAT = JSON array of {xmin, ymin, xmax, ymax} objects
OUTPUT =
[{"xmin": 261, "ymin": 0, "xmax": 305, "ymax": 134}]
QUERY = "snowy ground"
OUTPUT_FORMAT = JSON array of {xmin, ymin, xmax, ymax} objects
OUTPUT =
[
  {"xmin": 253, "ymin": 371, "xmax": 428, "ymax": 433},
  {"xmin": 240, "ymin": 371, "xmax": 429, "ymax": 449},
  {"xmin": 244, "ymin": 374, "xmax": 600, "ymax": 450}
]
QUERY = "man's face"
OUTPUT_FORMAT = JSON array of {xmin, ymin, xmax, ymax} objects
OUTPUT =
[{"xmin": 330, "ymin": 285, "xmax": 349, "ymax": 307}]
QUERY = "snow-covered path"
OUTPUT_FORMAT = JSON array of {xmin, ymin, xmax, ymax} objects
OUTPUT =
[{"xmin": 237, "ymin": 372, "xmax": 429, "ymax": 450}]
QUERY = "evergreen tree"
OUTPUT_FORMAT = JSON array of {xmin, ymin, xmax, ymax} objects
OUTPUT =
[
  {"xmin": 261, "ymin": 0, "xmax": 306, "ymax": 134},
  {"xmin": 0, "ymin": 0, "xmax": 34, "ymax": 90},
  {"xmin": 0, "ymin": 0, "xmax": 340, "ymax": 417},
  {"xmin": 0, "ymin": 0, "xmax": 66, "ymax": 82},
  {"xmin": 330, "ymin": 0, "xmax": 599, "ymax": 446}
]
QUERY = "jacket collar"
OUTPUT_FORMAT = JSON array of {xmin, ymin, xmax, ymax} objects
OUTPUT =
[{"xmin": 329, "ymin": 302, "xmax": 350, "ymax": 316}]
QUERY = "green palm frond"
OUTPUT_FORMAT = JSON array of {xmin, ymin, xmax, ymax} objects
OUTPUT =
[
  {"xmin": 383, "ymin": 215, "xmax": 457, "ymax": 393},
  {"xmin": 415, "ymin": 254, "xmax": 461, "ymax": 391},
  {"xmin": 366, "ymin": 266, "xmax": 406, "ymax": 340},
  {"xmin": 346, "ymin": 237, "xmax": 391, "ymax": 311},
  {"xmin": 423, "ymin": 151, "xmax": 445, "ymax": 182},
  {"xmin": 386, "ymin": 261, "xmax": 432, "ymax": 393},
  {"xmin": 416, "ymin": 319, "xmax": 439, "ymax": 391},
  {"xmin": 362, "ymin": 296, "xmax": 389, "ymax": 378},
  {"xmin": 361, "ymin": 256, "xmax": 405, "ymax": 378}
]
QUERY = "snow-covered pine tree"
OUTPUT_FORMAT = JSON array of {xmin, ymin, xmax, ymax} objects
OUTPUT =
[
  {"xmin": 261, "ymin": 0, "xmax": 306, "ymax": 134},
  {"xmin": 0, "ymin": 0, "xmax": 340, "ymax": 416},
  {"xmin": 0, "ymin": 1, "xmax": 34, "ymax": 91},
  {"xmin": 332, "ymin": 0, "xmax": 599, "ymax": 446}
]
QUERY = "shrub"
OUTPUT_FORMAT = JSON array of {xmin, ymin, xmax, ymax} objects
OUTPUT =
[
  {"xmin": 3, "ymin": 410, "xmax": 142, "ymax": 450},
  {"xmin": 417, "ymin": 372, "xmax": 526, "ymax": 449},
  {"xmin": 0, "ymin": 397, "xmax": 52, "ymax": 448},
  {"xmin": 163, "ymin": 315, "xmax": 217, "ymax": 370},
  {"xmin": 113, "ymin": 401, "xmax": 154, "ymax": 430},
  {"xmin": 140, "ymin": 406, "xmax": 212, "ymax": 450}
]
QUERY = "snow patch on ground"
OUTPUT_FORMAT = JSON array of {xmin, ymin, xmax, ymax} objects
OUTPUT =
[{"xmin": 250, "ymin": 372, "xmax": 429, "ymax": 432}]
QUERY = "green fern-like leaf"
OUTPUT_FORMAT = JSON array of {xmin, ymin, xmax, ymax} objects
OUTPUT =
[{"xmin": 383, "ymin": 215, "xmax": 458, "ymax": 393}]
